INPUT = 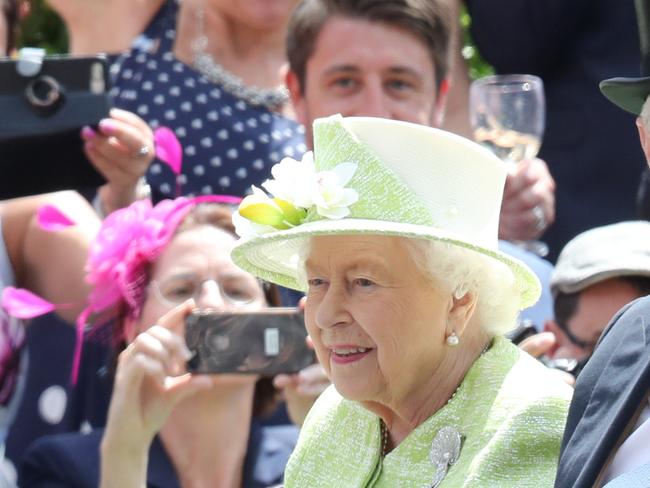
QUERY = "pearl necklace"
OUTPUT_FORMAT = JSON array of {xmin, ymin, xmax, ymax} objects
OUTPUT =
[{"xmin": 191, "ymin": 8, "xmax": 290, "ymax": 111}]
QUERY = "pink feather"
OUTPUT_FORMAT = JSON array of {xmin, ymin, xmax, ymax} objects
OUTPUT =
[
  {"xmin": 2, "ymin": 287, "xmax": 57, "ymax": 319},
  {"xmin": 37, "ymin": 205, "xmax": 76, "ymax": 231},
  {"xmin": 154, "ymin": 127, "xmax": 183, "ymax": 175}
]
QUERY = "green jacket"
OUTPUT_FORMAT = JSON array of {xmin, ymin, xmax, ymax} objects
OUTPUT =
[{"xmin": 285, "ymin": 336, "xmax": 572, "ymax": 487}]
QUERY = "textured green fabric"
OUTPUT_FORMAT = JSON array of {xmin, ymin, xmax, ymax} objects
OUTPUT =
[{"xmin": 285, "ymin": 337, "xmax": 572, "ymax": 487}]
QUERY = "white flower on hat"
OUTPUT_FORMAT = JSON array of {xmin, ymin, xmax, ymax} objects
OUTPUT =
[
  {"xmin": 235, "ymin": 153, "xmax": 359, "ymax": 237},
  {"xmin": 311, "ymin": 162, "xmax": 359, "ymax": 219},
  {"xmin": 262, "ymin": 152, "xmax": 318, "ymax": 208}
]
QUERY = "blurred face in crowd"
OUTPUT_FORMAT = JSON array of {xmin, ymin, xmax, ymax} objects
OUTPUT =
[
  {"xmin": 545, "ymin": 278, "xmax": 641, "ymax": 362},
  {"xmin": 209, "ymin": 0, "xmax": 299, "ymax": 30},
  {"xmin": 288, "ymin": 16, "xmax": 444, "ymax": 146},
  {"xmin": 126, "ymin": 224, "xmax": 265, "ymax": 388},
  {"xmin": 304, "ymin": 235, "xmax": 469, "ymax": 407},
  {"xmin": 134, "ymin": 225, "xmax": 266, "ymax": 336}
]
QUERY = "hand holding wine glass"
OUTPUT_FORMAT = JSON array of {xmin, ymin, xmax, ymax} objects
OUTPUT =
[{"xmin": 470, "ymin": 74, "xmax": 553, "ymax": 255}]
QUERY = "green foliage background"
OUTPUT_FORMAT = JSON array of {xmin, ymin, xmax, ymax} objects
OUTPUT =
[
  {"xmin": 18, "ymin": 0, "xmax": 67, "ymax": 53},
  {"xmin": 17, "ymin": 2, "xmax": 493, "ymax": 79}
]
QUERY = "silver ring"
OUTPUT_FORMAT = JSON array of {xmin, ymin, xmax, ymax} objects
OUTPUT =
[
  {"xmin": 532, "ymin": 205, "xmax": 546, "ymax": 231},
  {"xmin": 135, "ymin": 145, "xmax": 151, "ymax": 158}
]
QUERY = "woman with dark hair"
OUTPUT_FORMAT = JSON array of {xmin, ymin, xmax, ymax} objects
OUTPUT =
[{"xmin": 19, "ymin": 196, "xmax": 297, "ymax": 488}]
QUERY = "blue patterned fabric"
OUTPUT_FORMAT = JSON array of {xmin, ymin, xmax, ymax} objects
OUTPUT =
[{"xmin": 110, "ymin": 0, "xmax": 306, "ymax": 201}]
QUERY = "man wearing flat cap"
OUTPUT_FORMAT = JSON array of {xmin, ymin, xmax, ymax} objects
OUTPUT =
[
  {"xmin": 544, "ymin": 222, "xmax": 650, "ymax": 364},
  {"xmin": 555, "ymin": 2, "xmax": 650, "ymax": 486}
]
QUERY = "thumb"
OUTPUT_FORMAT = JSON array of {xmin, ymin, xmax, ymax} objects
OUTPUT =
[
  {"xmin": 158, "ymin": 299, "xmax": 196, "ymax": 336},
  {"xmin": 519, "ymin": 331, "xmax": 556, "ymax": 358}
]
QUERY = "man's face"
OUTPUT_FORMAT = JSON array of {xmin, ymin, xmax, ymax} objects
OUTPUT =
[
  {"xmin": 288, "ymin": 16, "xmax": 444, "ymax": 147},
  {"xmin": 546, "ymin": 278, "xmax": 641, "ymax": 361}
]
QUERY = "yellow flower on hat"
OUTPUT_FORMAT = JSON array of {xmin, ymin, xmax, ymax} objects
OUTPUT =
[{"xmin": 236, "ymin": 152, "xmax": 359, "ymax": 237}]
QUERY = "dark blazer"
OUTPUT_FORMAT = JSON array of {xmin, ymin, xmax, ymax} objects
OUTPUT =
[
  {"xmin": 555, "ymin": 296, "xmax": 650, "ymax": 488},
  {"xmin": 466, "ymin": 0, "xmax": 646, "ymax": 260},
  {"xmin": 19, "ymin": 422, "xmax": 298, "ymax": 488}
]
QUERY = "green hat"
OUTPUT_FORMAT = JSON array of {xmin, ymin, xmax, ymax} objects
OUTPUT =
[
  {"xmin": 231, "ymin": 115, "xmax": 541, "ymax": 310},
  {"xmin": 600, "ymin": 0, "xmax": 650, "ymax": 115}
]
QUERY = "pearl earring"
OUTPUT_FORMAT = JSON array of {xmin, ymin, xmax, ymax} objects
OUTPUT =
[{"xmin": 446, "ymin": 332, "xmax": 460, "ymax": 346}]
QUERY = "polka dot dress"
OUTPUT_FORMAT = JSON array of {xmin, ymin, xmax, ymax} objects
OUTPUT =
[{"xmin": 110, "ymin": 0, "xmax": 307, "ymax": 200}]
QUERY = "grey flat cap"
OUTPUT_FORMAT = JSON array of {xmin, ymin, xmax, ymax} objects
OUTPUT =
[{"xmin": 551, "ymin": 221, "xmax": 650, "ymax": 295}]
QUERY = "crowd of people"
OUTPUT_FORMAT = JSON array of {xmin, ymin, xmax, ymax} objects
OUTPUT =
[{"xmin": 1, "ymin": 0, "xmax": 649, "ymax": 486}]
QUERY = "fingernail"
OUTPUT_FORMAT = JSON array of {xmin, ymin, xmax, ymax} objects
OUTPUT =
[
  {"xmin": 81, "ymin": 126, "xmax": 96, "ymax": 139},
  {"xmin": 99, "ymin": 119, "xmax": 116, "ymax": 134},
  {"xmin": 182, "ymin": 346, "xmax": 193, "ymax": 361}
]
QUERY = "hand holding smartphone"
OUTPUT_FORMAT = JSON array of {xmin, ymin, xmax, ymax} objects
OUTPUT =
[
  {"xmin": 185, "ymin": 308, "xmax": 315, "ymax": 376},
  {"xmin": 0, "ymin": 51, "xmax": 110, "ymax": 198}
]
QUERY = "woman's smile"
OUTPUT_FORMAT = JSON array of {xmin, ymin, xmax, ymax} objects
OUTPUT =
[{"xmin": 329, "ymin": 345, "xmax": 374, "ymax": 364}]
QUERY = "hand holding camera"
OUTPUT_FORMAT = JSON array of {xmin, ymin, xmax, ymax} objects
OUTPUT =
[{"xmin": 0, "ymin": 51, "xmax": 152, "ymax": 206}]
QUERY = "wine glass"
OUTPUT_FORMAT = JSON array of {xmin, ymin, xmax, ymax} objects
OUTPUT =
[{"xmin": 469, "ymin": 74, "xmax": 548, "ymax": 256}]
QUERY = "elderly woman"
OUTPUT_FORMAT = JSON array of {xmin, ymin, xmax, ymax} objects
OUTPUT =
[
  {"xmin": 19, "ymin": 196, "xmax": 297, "ymax": 488},
  {"xmin": 230, "ymin": 115, "xmax": 573, "ymax": 486}
]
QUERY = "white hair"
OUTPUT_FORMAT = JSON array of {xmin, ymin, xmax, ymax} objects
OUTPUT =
[
  {"xmin": 404, "ymin": 239, "xmax": 520, "ymax": 336},
  {"xmin": 295, "ymin": 236, "xmax": 520, "ymax": 336},
  {"xmin": 641, "ymin": 94, "xmax": 650, "ymax": 129}
]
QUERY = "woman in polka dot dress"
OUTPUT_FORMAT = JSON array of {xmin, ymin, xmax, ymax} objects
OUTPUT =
[{"xmin": 111, "ymin": 0, "xmax": 306, "ymax": 201}]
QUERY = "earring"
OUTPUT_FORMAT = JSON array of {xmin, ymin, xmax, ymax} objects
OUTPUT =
[{"xmin": 446, "ymin": 332, "xmax": 460, "ymax": 346}]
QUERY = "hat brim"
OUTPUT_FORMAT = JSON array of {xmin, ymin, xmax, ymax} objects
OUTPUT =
[
  {"xmin": 599, "ymin": 76, "xmax": 650, "ymax": 115},
  {"xmin": 232, "ymin": 219, "xmax": 541, "ymax": 310}
]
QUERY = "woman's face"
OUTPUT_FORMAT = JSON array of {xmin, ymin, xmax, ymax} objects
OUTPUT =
[
  {"xmin": 209, "ymin": 0, "xmax": 299, "ymax": 31},
  {"xmin": 135, "ymin": 225, "xmax": 266, "ymax": 336},
  {"xmin": 304, "ymin": 235, "xmax": 453, "ymax": 405}
]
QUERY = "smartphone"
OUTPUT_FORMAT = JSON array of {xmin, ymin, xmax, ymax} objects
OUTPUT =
[
  {"xmin": 185, "ymin": 308, "xmax": 315, "ymax": 375},
  {"xmin": 0, "ymin": 53, "xmax": 110, "ymax": 199}
]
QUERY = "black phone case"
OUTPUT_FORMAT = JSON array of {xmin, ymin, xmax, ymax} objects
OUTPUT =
[
  {"xmin": 185, "ymin": 309, "xmax": 316, "ymax": 375},
  {"xmin": 0, "ymin": 54, "xmax": 111, "ymax": 199}
]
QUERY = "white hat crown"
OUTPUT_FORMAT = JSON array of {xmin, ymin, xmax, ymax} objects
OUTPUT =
[{"xmin": 312, "ymin": 116, "xmax": 507, "ymax": 250}]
